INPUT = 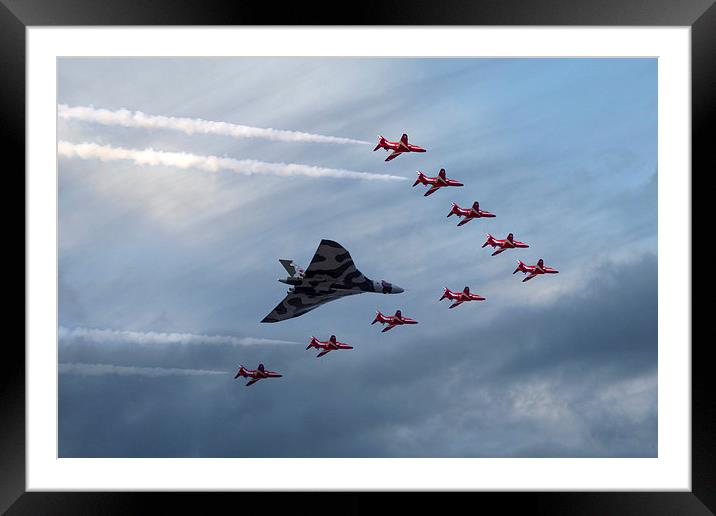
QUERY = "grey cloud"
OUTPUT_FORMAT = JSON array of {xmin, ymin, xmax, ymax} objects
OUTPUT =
[{"xmin": 59, "ymin": 254, "xmax": 656, "ymax": 457}]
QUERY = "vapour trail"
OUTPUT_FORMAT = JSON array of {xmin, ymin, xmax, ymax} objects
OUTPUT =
[
  {"xmin": 59, "ymin": 326, "xmax": 300, "ymax": 346},
  {"xmin": 58, "ymin": 141, "xmax": 406, "ymax": 181},
  {"xmin": 59, "ymin": 363, "xmax": 229, "ymax": 377},
  {"xmin": 58, "ymin": 104, "xmax": 370, "ymax": 145}
]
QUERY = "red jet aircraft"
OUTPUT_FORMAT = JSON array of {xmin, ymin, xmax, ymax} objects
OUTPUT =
[
  {"xmin": 447, "ymin": 201, "xmax": 496, "ymax": 226},
  {"xmin": 371, "ymin": 310, "xmax": 418, "ymax": 332},
  {"xmin": 482, "ymin": 233, "xmax": 529, "ymax": 256},
  {"xmin": 306, "ymin": 334, "xmax": 354, "ymax": 358},
  {"xmin": 414, "ymin": 169, "xmax": 464, "ymax": 196},
  {"xmin": 373, "ymin": 133, "xmax": 426, "ymax": 162},
  {"xmin": 234, "ymin": 363, "xmax": 283, "ymax": 387},
  {"xmin": 513, "ymin": 259, "xmax": 559, "ymax": 282},
  {"xmin": 439, "ymin": 286, "xmax": 486, "ymax": 309}
]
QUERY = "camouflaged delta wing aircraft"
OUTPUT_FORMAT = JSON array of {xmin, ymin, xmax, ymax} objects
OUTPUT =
[{"xmin": 261, "ymin": 240, "xmax": 405, "ymax": 323}]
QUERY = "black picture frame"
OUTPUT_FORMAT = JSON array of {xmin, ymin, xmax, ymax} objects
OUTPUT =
[{"xmin": 5, "ymin": 0, "xmax": 709, "ymax": 513}]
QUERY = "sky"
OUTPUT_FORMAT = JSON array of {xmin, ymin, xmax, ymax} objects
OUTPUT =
[{"xmin": 57, "ymin": 58, "xmax": 657, "ymax": 458}]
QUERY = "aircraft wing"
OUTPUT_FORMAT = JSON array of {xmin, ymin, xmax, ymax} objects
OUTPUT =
[
  {"xmin": 491, "ymin": 248, "xmax": 506, "ymax": 256},
  {"xmin": 449, "ymin": 301, "xmax": 464, "ymax": 309},
  {"xmin": 381, "ymin": 324, "xmax": 397, "ymax": 332},
  {"xmin": 457, "ymin": 216, "xmax": 473, "ymax": 226},
  {"xmin": 261, "ymin": 290, "xmax": 356, "ymax": 323},
  {"xmin": 523, "ymin": 273, "xmax": 538, "ymax": 282},
  {"xmin": 385, "ymin": 150, "xmax": 403, "ymax": 162},
  {"xmin": 302, "ymin": 239, "xmax": 373, "ymax": 290},
  {"xmin": 424, "ymin": 185, "xmax": 441, "ymax": 196},
  {"xmin": 246, "ymin": 378, "xmax": 260, "ymax": 387}
]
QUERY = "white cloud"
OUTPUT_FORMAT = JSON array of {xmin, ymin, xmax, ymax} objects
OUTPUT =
[
  {"xmin": 58, "ymin": 104, "xmax": 370, "ymax": 145},
  {"xmin": 592, "ymin": 371, "xmax": 657, "ymax": 424},
  {"xmin": 59, "ymin": 326, "xmax": 299, "ymax": 346},
  {"xmin": 58, "ymin": 141, "xmax": 407, "ymax": 181}
]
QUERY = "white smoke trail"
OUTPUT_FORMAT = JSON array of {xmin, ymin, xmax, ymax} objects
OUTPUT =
[
  {"xmin": 58, "ymin": 104, "xmax": 370, "ymax": 145},
  {"xmin": 59, "ymin": 362, "xmax": 229, "ymax": 377},
  {"xmin": 58, "ymin": 141, "xmax": 406, "ymax": 182},
  {"xmin": 59, "ymin": 326, "xmax": 299, "ymax": 346}
]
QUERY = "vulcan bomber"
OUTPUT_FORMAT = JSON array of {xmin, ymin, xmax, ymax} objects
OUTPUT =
[{"xmin": 261, "ymin": 239, "xmax": 404, "ymax": 323}]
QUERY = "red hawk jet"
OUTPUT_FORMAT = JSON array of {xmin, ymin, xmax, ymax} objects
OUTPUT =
[
  {"xmin": 447, "ymin": 201, "xmax": 496, "ymax": 226},
  {"xmin": 482, "ymin": 233, "xmax": 529, "ymax": 256},
  {"xmin": 371, "ymin": 310, "xmax": 418, "ymax": 332},
  {"xmin": 513, "ymin": 259, "xmax": 559, "ymax": 282},
  {"xmin": 373, "ymin": 133, "xmax": 426, "ymax": 162},
  {"xmin": 234, "ymin": 363, "xmax": 283, "ymax": 387},
  {"xmin": 306, "ymin": 334, "xmax": 354, "ymax": 358},
  {"xmin": 439, "ymin": 286, "xmax": 486, "ymax": 309},
  {"xmin": 414, "ymin": 169, "xmax": 464, "ymax": 196}
]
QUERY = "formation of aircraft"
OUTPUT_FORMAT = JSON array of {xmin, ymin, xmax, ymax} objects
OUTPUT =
[
  {"xmin": 306, "ymin": 335, "xmax": 353, "ymax": 358},
  {"xmin": 234, "ymin": 363, "xmax": 283, "ymax": 387},
  {"xmin": 482, "ymin": 233, "xmax": 529, "ymax": 256},
  {"xmin": 439, "ymin": 286, "xmax": 486, "ymax": 309},
  {"xmin": 241, "ymin": 130, "xmax": 559, "ymax": 387},
  {"xmin": 513, "ymin": 259, "xmax": 560, "ymax": 282},
  {"xmin": 371, "ymin": 310, "xmax": 419, "ymax": 332},
  {"xmin": 413, "ymin": 168, "xmax": 464, "ymax": 196},
  {"xmin": 373, "ymin": 133, "xmax": 426, "ymax": 162},
  {"xmin": 447, "ymin": 201, "xmax": 496, "ymax": 226}
]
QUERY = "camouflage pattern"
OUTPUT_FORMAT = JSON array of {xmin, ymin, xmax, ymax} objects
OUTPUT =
[{"xmin": 261, "ymin": 240, "xmax": 399, "ymax": 323}]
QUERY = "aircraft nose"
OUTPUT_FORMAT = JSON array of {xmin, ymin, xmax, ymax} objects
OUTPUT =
[{"xmin": 392, "ymin": 285, "xmax": 404, "ymax": 294}]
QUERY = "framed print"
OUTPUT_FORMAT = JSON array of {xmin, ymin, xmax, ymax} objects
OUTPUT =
[{"xmin": 6, "ymin": 0, "xmax": 710, "ymax": 513}]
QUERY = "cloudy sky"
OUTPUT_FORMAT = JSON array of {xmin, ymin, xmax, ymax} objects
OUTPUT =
[{"xmin": 57, "ymin": 58, "xmax": 657, "ymax": 458}]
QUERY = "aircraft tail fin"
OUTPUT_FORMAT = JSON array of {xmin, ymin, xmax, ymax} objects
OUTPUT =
[
  {"xmin": 279, "ymin": 259, "xmax": 301, "ymax": 277},
  {"xmin": 482, "ymin": 234, "xmax": 492, "ymax": 248},
  {"xmin": 513, "ymin": 261, "xmax": 524, "ymax": 274},
  {"xmin": 234, "ymin": 365, "xmax": 247, "ymax": 379},
  {"xmin": 371, "ymin": 311, "xmax": 381, "ymax": 325},
  {"xmin": 373, "ymin": 136, "xmax": 385, "ymax": 152},
  {"xmin": 413, "ymin": 171, "xmax": 424, "ymax": 187},
  {"xmin": 439, "ymin": 288, "xmax": 449, "ymax": 301},
  {"xmin": 447, "ymin": 202, "xmax": 458, "ymax": 217}
]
